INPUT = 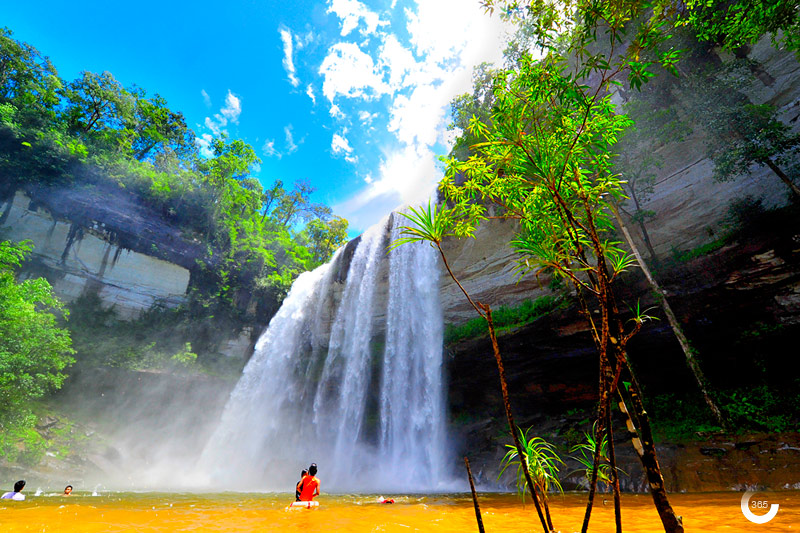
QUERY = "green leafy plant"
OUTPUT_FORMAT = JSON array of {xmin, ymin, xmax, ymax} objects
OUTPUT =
[
  {"xmin": 570, "ymin": 422, "xmax": 626, "ymax": 490},
  {"xmin": 499, "ymin": 426, "xmax": 564, "ymax": 525},
  {"xmin": 444, "ymin": 295, "xmax": 563, "ymax": 343}
]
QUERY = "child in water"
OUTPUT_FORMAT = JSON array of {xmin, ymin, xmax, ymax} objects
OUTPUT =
[
  {"xmin": 295, "ymin": 469, "xmax": 308, "ymax": 501},
  {"xmin": 298, "ymin": 464, "xmax": 320, "ymax": 502}
]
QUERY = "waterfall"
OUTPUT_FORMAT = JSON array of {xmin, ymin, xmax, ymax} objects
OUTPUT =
[
  {"xmin": 378, "ymin": 217, "xmax": 447, "ymax": 489},
  {"xmin": 198, "ymin": 214, "xmax": 449, "ymax": 492}
]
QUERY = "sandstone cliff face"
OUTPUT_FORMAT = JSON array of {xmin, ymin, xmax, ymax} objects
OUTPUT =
[
  {"xmin": 433, "ymin": 39, "xmax": 800, "ymax": 492},
  {"xmin": 2, "ymin": 191, "xmax": 190, "ymax": 318},
  {"xmin": 448, "ymin": 224, "xmax": 800, "ymax": 492},
  {"xmin": 0, "ymin": 184, "xmax": 259, "ymax": 360},
  {"xmin": 438, "ymin": 37, "xmax": 800, "ymax": 326}
]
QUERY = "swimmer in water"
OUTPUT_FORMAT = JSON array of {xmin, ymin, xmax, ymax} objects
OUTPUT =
[
  {"xmin": 63, "ymin": 485, "xmax": 73, "ymax": 496},
  {"xmin": 298, "ymin": 463, "xmax": 320, "ymax": 502},
  {"xmin": 1, "ymin": 480, "xmax": 26, "ymax": 501},
  {"xmin": 295, "ymin": 469, "xmax": 308, "ymax": 501}
]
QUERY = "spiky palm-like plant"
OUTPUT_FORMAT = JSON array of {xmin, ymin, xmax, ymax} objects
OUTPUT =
[{"xmin": 499, "ymin": 427, "xmax": 564, "ymax": 526}]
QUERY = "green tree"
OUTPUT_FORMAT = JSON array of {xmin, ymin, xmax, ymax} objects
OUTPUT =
[
  {"xmin": 302, "ymin": 216, "xmax": 349, "ymax": 266},
  {"xmin": 0, "ymin": 27, "xmax": 349, "ymax": 340},
  {"xmin": 613, "ymin": 89, "xmax": 691, "ymax": 267},
  {"xmin": 260, "ymin": 179, "xmax": 332, "ymax": 228},
  {"xmin": 570, "ymin": 422, "xmax": 622, "ymax": 490},
  {"xmin": 130, "ymin": 91, "xmax": 194, "ymax": 161},
  {"xmin": 448, "ymin": 63, "xmax": 499, "ymax": 161},
  {"xmin": 63, "ymin": 70, "xmax": 135, "ymax": 149},
  {"xmin": 681, "ymin": 0, "xmax": 800, "ymax": 57},
  {"xmin": 0, "ymin": 27, "xmax": 62, "ymax": 127},
  {"xmin": 196, "ymin": 135, "xmax": 261, "ymax": 241},
  {"xmin": 0, "ymin": 240, "xmax": 74, "ymax": 422},
  {"xmin": 679, "ymin": 59, "xmax": 800, "ymax": 199},
  {"xmin": 612, "ymin": 87, "xmax": 729, "ymax": 427},
  {"xmin": 394, "ymin": 203, "xmax": 554, "ymax": 533},
  {"xmin": 425, "ymin": 3, "xmax": 687, "ymax": 531}
]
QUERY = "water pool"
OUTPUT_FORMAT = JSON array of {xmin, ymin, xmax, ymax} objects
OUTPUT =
[{"xmin": 1, "ymin": 491, "xmax": 798, "ymax": 531}]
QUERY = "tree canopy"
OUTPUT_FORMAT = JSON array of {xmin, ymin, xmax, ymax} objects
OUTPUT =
[
  {"xmin": 0, "ymin": 240, "xmax": 74, "ymax": 421},
  {"xmin": 0, "ymin": 26, "xmax": 349, "ymax": 325}
]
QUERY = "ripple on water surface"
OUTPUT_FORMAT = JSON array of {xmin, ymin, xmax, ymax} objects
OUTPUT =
[{"xmin": 1, "ymin": 491, "xmax": 799, "ymax": 532}]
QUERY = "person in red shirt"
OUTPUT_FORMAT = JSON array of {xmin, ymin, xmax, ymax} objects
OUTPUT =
[{"xmin": 298, "ymin": 463, "xmax": 320, "ymax": 501}]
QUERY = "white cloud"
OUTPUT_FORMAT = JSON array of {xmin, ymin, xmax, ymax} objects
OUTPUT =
[
  {"xmin": 330, "ymin": 104, "xmax": 345, "ymax": 119},
  {"xmin": 263, "ymin": 139, "xmax": 279, "ymax": 158},
  {"xmin": 319, "ymin": 42, "xmax": 391, "ymax": 102},
  {"xmin": 331, "ymin": 132, "xmax": 353, "ymax": 155},
  {"xmin": 280, "ymin": 27, "xmax": 300, "ymax": 87},
  {"xmin": 204, "ymin": 116, "xmax": 223, "ymax": 136},
  {"xmin": 378, "ymin": 34, "xmax": 417, "ymax": 90},
  {"xmin": 358, "ymin": 110, "xmax": 378, "ymax": 124},
  {"xmin": 388, "ymin": 83, "xmax": 445, "ymax": 147},
  {"xmin": 201, "ymin": 89, "xmax": 211, "ymax": 108},
  {"xmin": 262, "ymin": 125, "xmax": 301, "ymax": 159},
  {"xmin": 334, "ymin": 144, "xmax": 440, "ymax": 230},
  {"xmin": 324, "ymin": 0, "xmax": 515, "ymax": 233},
  {"xmin": 285, "ymin": 125, "xmax": 298, "ymax": 154},
  {"xmin": 201, "ymin": 90, "xmax": 242, "ymax": 142},
  {"xmin": 306, "ymin": 84, "xmax": 316, "ymax": 105},
  {"xmin": 332, "ymin": 131, "xmax": 358, "ymax": 164},
  {"xmin": 196, "ymin": 133, "xmax": 214, "ymax": 158},
  {"xmin": 327, "ymin": 0, "xmax": 388, "ymax": 37},
  {"xmin": 220, "ymin": 91, "xmax": 241, "ymax": 124},
  {"xmin": 298, "ymin": 30, "xmax": 315, "ymax": 48}
]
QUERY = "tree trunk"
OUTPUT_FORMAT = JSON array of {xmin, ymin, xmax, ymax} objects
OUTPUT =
[
  {"xmin": 433, "ymin": 243, "xmax": 552, "ymax": 531},
  {"xmin": 764, "ymin": 157, "xmax": 800, "ymax": 199},
  {"xmin": 135, "ymin": 141, "xmax": 158, "ymax": 160},
  {"xmin": 485, "ymin": 306, "xmax": 553, "ymax": 533},
  {"xmin": 611, "ymin": 205, "xmax": 726, "ymax": 427},
  {"xmin": 624, "ymin": 186, "xmax": 660, "ymax": 268},
  {"xmin": 542, "ymin": 493, "xmax": 554, "ymax": 531},
  {"xmin": 464, "ymin": 457, "xmax": 486, "ymax": 533},
  {"xmin": 635, "ymin": 216, "xmax": 660, "ymax": 269},
  {"xmin": 606, "ymin": 395, "xmax": 623, "ymax": 533},
  {"xmin": 619, "ymin": 370, "xmax": 685, "ymax": 533},
  {"xmin": 580, "ymin": 417, "xmax": 604, "ymax": 533},
  {"xmin": 581, "ymin": 336, "xmax": 610, "ymax": 533}
]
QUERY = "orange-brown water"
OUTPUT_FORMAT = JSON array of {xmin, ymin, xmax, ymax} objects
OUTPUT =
[{"xmin": 1, "ymin": 491, "xmax": 798, "ymax": 532}]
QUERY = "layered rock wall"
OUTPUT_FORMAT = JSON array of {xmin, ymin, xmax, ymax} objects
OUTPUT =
[
  {"xmin": 2, "ymin": 191, "xmax": 189, "ymax": 318},
  {"xmin": 437, "ymin": 38, "xmax": 800, "ymax": 326}
]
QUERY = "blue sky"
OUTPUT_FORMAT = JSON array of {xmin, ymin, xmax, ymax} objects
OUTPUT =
[{"xmin": 4, "ymin": 0, "xmax": 513, "ymax": 234}]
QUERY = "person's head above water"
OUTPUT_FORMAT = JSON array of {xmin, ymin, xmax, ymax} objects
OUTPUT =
[
  {"xmin": 13, "ymin": 480, "xmax": 25, "ymax": 493},
  {"xmin": 308, "ymin": 463, "xmax": 317, "ymax": 476},
  {"xmin": 64, "ymin": 485, "xmax": 73, "ymax": 495}
]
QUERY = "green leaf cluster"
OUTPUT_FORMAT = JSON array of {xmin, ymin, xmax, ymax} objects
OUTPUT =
[
  {"xmin": 444, "ymin": 295, "xmax": 563, "ymax": 343},
  {"xmin": 681, "ymin": 0, "xmax": 800, "ymax": 58},
  {"xmin": 569, "ymin": 422, "xmax": 626, "ymax": 489},
  {"xmin": 0, "ymin": 240, "xmax": 74, "ymax": 455},
  {"xmin": 499, "ymin": 426, "xmax": 564, "ymax": 501}
]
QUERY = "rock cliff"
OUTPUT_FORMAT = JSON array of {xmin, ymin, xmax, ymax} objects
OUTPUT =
[
  {"xmin": 0, "ymin": 183, "xmax": 255, "ymax": 359},
  {"xmin": 433, "ymin": 38, "xmax": 800, "ymax": 491},
  {"xmin": 438, "ymin": 36, "xmax": 800, "ymax": 325},
  {"xmin": 2, "ymin": 190, "xmax": 191, "ymax": 318}
]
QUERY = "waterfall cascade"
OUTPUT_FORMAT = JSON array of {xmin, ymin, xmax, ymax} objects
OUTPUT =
[{"xmin": 198, "ymin": 214, "xmax": 449, "ymax": 492}]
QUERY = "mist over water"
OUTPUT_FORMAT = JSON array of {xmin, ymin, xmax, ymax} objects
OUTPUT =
[{"xmin": 196, "ymin": 214, "xmax": 451, "ymax": 492}]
